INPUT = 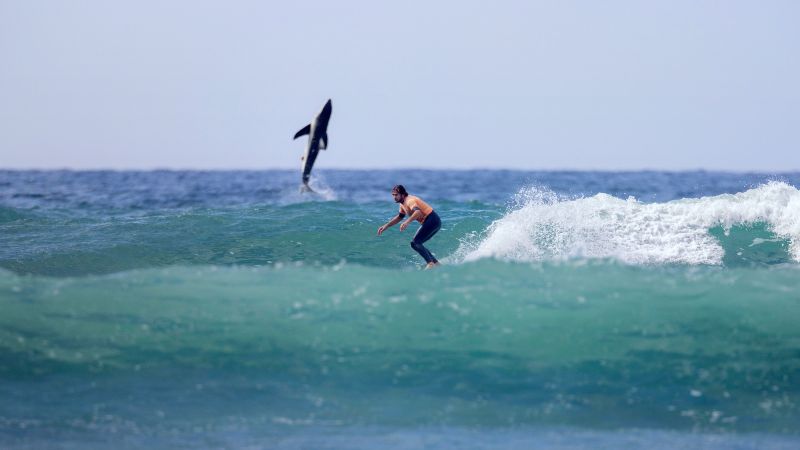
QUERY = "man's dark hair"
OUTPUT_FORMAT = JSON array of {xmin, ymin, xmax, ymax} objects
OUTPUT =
[{"xmin": 392, "ymin": 185, "xmax": 408, "ymax": 195}]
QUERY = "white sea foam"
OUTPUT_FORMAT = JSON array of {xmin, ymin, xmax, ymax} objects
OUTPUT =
[
  {"xmin": 305, "ymin": 173, "xmax": 338, "ymax": 201},
  {"xmin": 279, "ymin": 174, "xmax": 338, "ymax": 204},
  {"xmin": 457, "ymin": 181, "xmax": 800, "ymax": 265}
]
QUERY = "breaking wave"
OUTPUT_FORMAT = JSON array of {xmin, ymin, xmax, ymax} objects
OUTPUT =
[{"xmin": 457, "ymin": 182, "xmax": 800, "ymax": 265}]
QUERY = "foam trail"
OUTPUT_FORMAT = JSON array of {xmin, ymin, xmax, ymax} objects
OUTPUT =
[
  {"xmin": 457, "ymin": 181, "xmax": 800, "ymax": 265},
  {"xmin": 306, "ymin": 173, "xmax": 338, "ymax": 201},
  {"xmin": 279, "ymin": 173, "xmax": 338, "ymax": 204}
]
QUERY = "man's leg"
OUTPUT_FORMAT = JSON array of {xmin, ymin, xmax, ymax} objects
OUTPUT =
[
  {"xmin": 410, "ymin": 212, "xmax": 441, "ymax": 264},
  {"xmin": 410, "ymin": 240, "xmax": 435, "ymax": 263}
]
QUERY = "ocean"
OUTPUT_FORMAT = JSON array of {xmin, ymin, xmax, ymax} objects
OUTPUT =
[{"xmin": 1, "ymin": 169, "xmax": 799, "ymax": 449}]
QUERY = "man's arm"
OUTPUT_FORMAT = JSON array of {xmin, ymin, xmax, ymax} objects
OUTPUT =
[
  {"xmin": 377, "ymin": 214, "xmax": 404, "ymax": 235},
  {"xmin": 399, "ymin": 209, "xmax": 423, "ymax": 231}
]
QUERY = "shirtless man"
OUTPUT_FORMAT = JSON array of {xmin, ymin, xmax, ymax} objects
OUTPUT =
[{"xmin": 377, "ymin": 185, "xmax": 442, "ymax": 269}]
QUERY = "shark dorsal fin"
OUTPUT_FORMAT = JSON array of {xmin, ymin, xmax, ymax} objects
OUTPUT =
[
  {"xmin": 293, "ymin": 124, "xmax": 311, "ymax": 140},
  {"xmin": 320, "ymin": 133, "xmax": 328, "ymax": 150}
]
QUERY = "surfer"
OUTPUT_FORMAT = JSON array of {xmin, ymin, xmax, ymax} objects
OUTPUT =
[{"xmin": 377, "ymin": 185, "xmax": 442, "ymax": 269}]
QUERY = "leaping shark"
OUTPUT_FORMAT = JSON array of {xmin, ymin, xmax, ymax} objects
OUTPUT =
[{"xmin": 293, "ymin": 99, "xmax": 332, "ymax": 192}]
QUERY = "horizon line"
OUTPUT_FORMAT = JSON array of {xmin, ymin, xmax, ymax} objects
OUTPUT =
[{"xmin": 1, "ymin": 166, "xmax": 799, "ymax": 174}]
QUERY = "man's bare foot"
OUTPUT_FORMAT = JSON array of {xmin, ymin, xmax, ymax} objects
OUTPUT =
[{"xmin": 425, "ymin": 262, "xmax": 440, "ymax": 270}]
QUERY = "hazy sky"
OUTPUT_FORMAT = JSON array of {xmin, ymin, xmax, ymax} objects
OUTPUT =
[{"xmin": 1, "ymin": 1, "xmax": 798, "ymax": 170}]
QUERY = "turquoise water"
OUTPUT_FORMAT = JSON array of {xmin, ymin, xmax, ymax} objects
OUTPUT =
[{"xmin": 1, "ymin": 170, "xmax": 800, "ymax": 448}]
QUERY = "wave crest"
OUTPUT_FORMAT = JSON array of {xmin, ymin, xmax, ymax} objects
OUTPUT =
[{"xmin": 456, "ymin": 181, "xmax": 800, "ymax": 265}]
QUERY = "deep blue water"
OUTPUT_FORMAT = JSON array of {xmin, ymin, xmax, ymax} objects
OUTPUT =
[{"xmin": 1, "ymin": 170, "xmax": 800, "ymax": 449}]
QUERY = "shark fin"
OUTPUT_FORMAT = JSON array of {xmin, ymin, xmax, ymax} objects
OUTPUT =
[
  {"xmin": 293, "ymin": 124, "xmax": 311, "ymax": 140},
  {"xmin": 320, "ymin": 133, "xmax": 328, "ymax": 150}
]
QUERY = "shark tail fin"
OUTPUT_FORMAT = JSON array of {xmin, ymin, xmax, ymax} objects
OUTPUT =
[
  {"xmin": 293, "ymin": 124, "xmax": 311, "ymax": 140},
  {"xmin": 320, "ymin": 133, "xmax": 328, "ymax": 150}
]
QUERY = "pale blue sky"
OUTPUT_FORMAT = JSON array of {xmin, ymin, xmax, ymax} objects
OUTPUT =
[{"xmin": 1, "ymin": 1, "xmax": 798, "ymax": 170}]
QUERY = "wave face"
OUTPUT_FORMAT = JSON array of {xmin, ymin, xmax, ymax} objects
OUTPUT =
[
  {"xmin": 1, "ymin": 262, "xmax": 799, "ymax": 433},
  {"xmin": 2, "ymin": 170, "xmax": 800, "ymax": 447}
]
